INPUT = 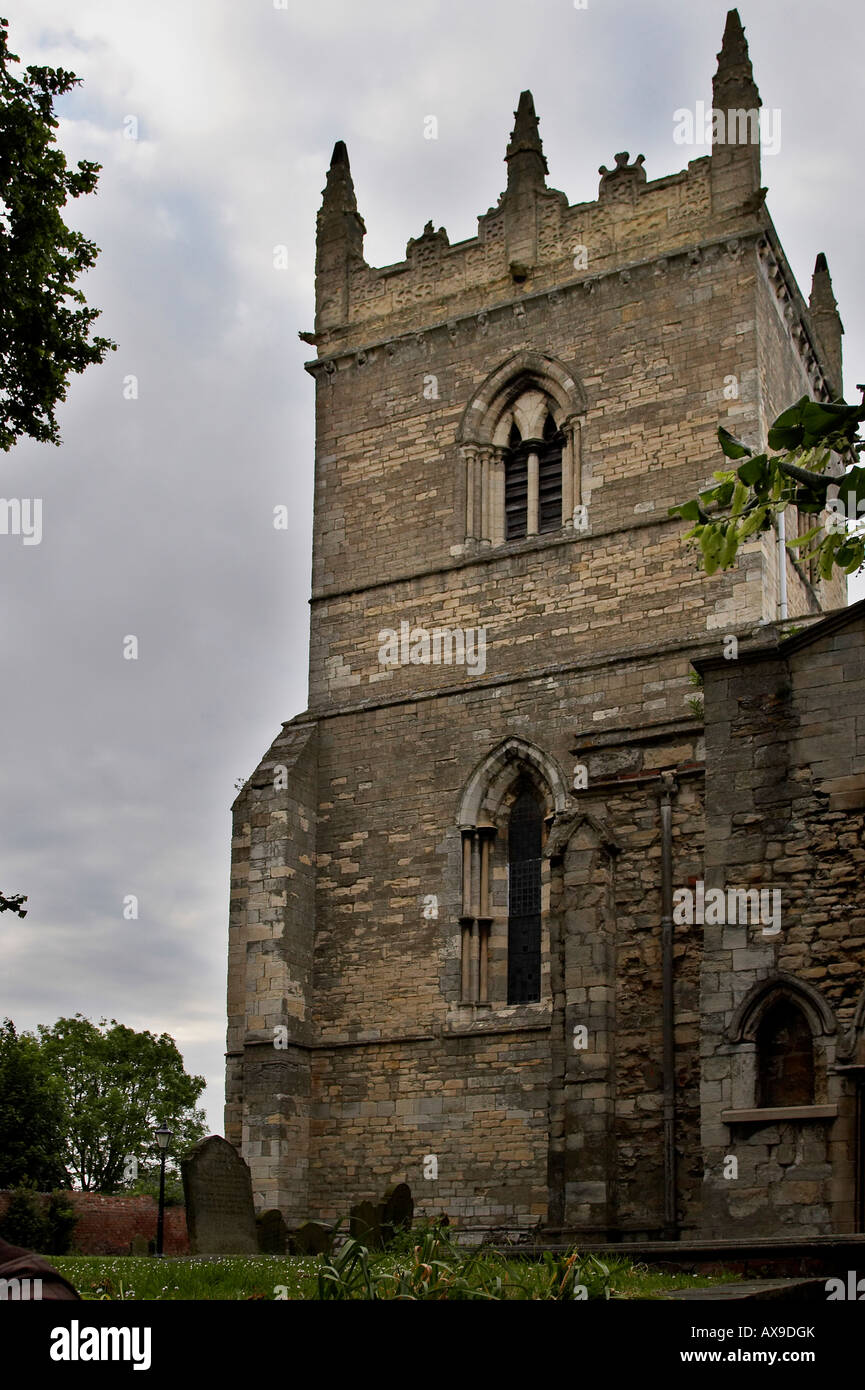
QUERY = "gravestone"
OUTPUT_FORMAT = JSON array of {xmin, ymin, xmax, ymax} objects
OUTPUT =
[
  {"xmin": 290, "ymin": 1221, "xmax": 332, "ymax": 1255},
  {"xmin": 257, "ymin": 1209, "xmax": 288, "ymax": 1254},
  {"xmin": 349, "ymin": 1200, "xmax": 382, "ymax": 1248},
  {"xmin": 129, "ymin": 1234, "xmax": 149, "ymax": 1257},
  {"xmin": 380, "ymin": 1182, "xmax": 413, "ymax": 1245},
  {"xmin": 181, "ymin": 1135, "xmax": 258, "ymax": 1255}
]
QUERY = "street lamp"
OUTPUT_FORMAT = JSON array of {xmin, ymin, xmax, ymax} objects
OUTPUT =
[{"xmin": 154, "ymin": 1124, "xmax": 173, "ymax": 1257}]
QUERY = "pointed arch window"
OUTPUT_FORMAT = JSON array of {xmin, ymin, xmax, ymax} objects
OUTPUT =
[
  {"xmin": 757, "ymin": 999, "xmax": 815, "ymax": 1108},
  {"xmin": 457, "ymin": 354, "xmax": 586, "ymax": 551},
  {"xmin": 507, "ymin": 782, "xmax": 543, "ymax": 1003}
]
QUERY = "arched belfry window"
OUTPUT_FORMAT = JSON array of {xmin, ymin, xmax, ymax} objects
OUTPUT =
[
  {"xmin": 757, "ymin": 1000, "xmax": 815, "ymax": 1108},
  {"xmin": 456, "ymin": 351, "xmax": 586, "ymax": 550},
  {"xmin": 507, "ymin": 781, "xmax": 543, "ymax": 1003},
  {"xmin": 505, "ymin": 412, "xmax": 565, "ymax": 540}
]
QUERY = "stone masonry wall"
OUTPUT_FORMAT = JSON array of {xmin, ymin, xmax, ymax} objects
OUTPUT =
[
  {"xmin": 227, "ymin": 16, "xmax": 850, "ymax": 1238},
  {"xmin": 698, "ymin": 606, "xmax": 865, "ymax": 1238}
]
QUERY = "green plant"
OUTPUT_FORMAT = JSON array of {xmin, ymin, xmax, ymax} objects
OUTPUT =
[
  {"xmin": 0, "ymin": 1018, "xmax": 68, "ymax": 1189},
  {"xmin": 46, "ymin": 1191, "xmax": 78, "ymax": 1254},
  {"xmin": 128, "ymin": 1168, "xmax": 185, "ymax": 1207},
  {"xmin": 670, "ymin": 395, "xmax": 865, "ymax": 580},
  {"xmin": 384, "ymin": 1215, "xmax": 446, "ymax": 1256},
  {"xmin": 36, "ymin": 1014, "xmax": 206, "ymax": 1191},
  {"xmin": 0, "ymin": 1185, "xmax": 78, "ymax": 1254},
  {"xmin": 50, "ymin": 1252, "xmax": 740, "ymax": 1301},
  {"xmin": 0, "ymin": 16, "xmax": 116, "ymax": 450},
  {"xmin": 314, "ymin": 1223, "xmax": 615, "ymax": 1300},
  {"xmin": 0, "ymin": 1185, "xmax": 50, "ymax": 1250}
]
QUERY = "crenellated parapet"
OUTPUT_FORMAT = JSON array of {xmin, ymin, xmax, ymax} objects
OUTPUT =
[
  {"xmin": 311, "ymin": 11, "xmax": 774, "ymax": 350},
  {"xmin": 308, "ymin": 9, "xmax": 841, "ymax": 409}
]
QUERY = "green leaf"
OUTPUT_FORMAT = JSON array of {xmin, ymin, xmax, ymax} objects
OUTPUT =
[
  {"xmin": 699, "ymin": 524, "xmax": 722, "ymax": 574},
  {"xmin": 794, "ymin": 494, "xmax": 824, "ymax": 514},
  {"xmin": 835, "ymin": 467, "xmax": 865, "ymax": 512},
  {"xmin": 736, "ymin": 453, "xmax": 768, "ymax": 487},
  {"xmin": 669, "ymin": 499, "xmax": 703, "ymax": 522},
  {"xmin": 719, "ymin": 523, "xmax": 740, "ymax": 568},
  {"xmin": 835, "ymin": 540, "xmax": 862, "ymax": 569},
  {"xmin": 739, "ymin": 505, "xmax": 768, "ymax": 539},
  {"xmin": 800, "ymin": 401, "xmax": 865, "ymax": 448},
  {"xmin": 718, "ymin": 427, "xmax": 752, "ymax": 460},
  {"xmin": 786, "ymin": 524, "xmax": 823, "ymax": 548},
  {"xmin": 819, "ymin": 542, "xmax": 838, "ymax": 581},
  {"xmin": 767, "ymin": 396, "xmax": 809, "ymax": 451},
  {"xmin": 730, "ymin": 480, "xmax": 749, "ymax": 518}
]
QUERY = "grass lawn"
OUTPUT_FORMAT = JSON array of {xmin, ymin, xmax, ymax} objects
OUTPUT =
[{"xmin": 50, "ymin": 1252, "xmax": 740, "ymax": 1301}]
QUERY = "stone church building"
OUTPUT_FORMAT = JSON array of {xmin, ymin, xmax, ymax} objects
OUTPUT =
[{"xmin": 226, "ymin": 11, "xmax": 865, "ymax": 1240}]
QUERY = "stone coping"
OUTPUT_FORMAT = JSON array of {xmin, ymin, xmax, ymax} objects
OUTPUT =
[{"xmin": 721, "ymin": 1105, "xmax": 838, "ymax": 1123}]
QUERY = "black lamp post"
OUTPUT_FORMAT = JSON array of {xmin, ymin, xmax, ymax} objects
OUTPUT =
[{"xmin": 154, "ymin": 1124, "xmax": 173, "ymax": 1256}]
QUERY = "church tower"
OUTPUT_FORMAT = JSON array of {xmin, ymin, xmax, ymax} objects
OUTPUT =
[{"xmin": 226, "ymin": 11, "xmax": 848, "ymax": 1238}]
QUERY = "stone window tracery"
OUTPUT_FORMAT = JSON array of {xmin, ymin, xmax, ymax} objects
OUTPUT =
[
  {"xmin": 456, "ymin": 736, "xmax": 568, "ymax": 1010},
  {"xmin": 456, "ymin": 351, "xmax": 586, "ymax": 550}
]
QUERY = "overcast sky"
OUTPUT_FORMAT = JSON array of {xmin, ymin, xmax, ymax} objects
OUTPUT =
[{"xmin": 1, "ymin": 0, "xmax": 862, "ymax": 1140}]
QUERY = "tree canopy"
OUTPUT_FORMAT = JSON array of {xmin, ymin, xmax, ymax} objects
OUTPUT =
[
  {"xmin": 0, "ymin": 15, "xmax": 115, "ymax": 450},
  {"xmin": 669, "ymin": 395, "xmax": 865, "ymax": 581},
  {"xmin": 36, "ymin": 1015, "xmax": 206, "ymax": 1191},
  {"xmin": 0, "ymin": 1018, "xmax": 68, "ymax": 1189}
]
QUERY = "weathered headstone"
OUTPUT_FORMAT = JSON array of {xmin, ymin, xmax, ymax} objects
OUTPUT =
[
  {"xmin": 349, "ymin": 1200, "xmax": 382, "ymax": 1248},
  {"xmin": 290, "ymin": 1221, "xmax": 332, "ymax": 1255},
  {"xmin": 129, "ymin": 1234, "xmax": 149, "ymax": 1257},
  {"xmin": 257, "ymin": 1208, "xmax": 288, "ymax": 1255},
  {"xmin": 380, "ymin": 1182, "xmax": 413, "ymax": 1245},
  {"xmin": 181, "ymin": 1135, "xmax": 258, "ymax": 1255}
]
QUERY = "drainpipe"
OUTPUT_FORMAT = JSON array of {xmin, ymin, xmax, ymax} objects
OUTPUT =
[
  {"xmin": 660, "ymin": 771, "xmax": 678, "ymax": 1239},
  {"xmin": 777, "ymin": 509, "xmax": 788, "ymax": 620}
]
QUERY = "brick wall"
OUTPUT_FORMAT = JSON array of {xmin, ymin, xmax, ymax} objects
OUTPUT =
[{"xmin": 0, "ymin": 1191, "xmax": 189, "ymax": 1256}]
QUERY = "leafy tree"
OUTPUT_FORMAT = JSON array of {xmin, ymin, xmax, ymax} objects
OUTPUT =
[
  {"xmin": 669, "ymin": 396, "xmax": 865, "ymax": 580},
  {"xmin": 0, "ymin": 16, "xmax": 115, "ymax": 451},
  {"xmin": 0, "ymin": 1018, "xmax": 68, "ymax": 1188},
  {"xmin": 0, "ymin": 1186, "xmax": 50, "ymax": 1248},
  {"xmin": 0, "ymin": 891, "xmax": 26, "ymax": 916},
  {"xmin": 45, "ymin": 1191, "xmax": 78, "ymax": 1253},
  {"xmin": 128, "ymin": 1164, "xmax": 186, "ymax": 1207},
  {"xmin": 37, "ymin": 1015, "xmax": 206, "ymax": 1192},
  {"xmin": 0, "ymin": 1186, "xmax": 77, "ymax": 1253}
]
